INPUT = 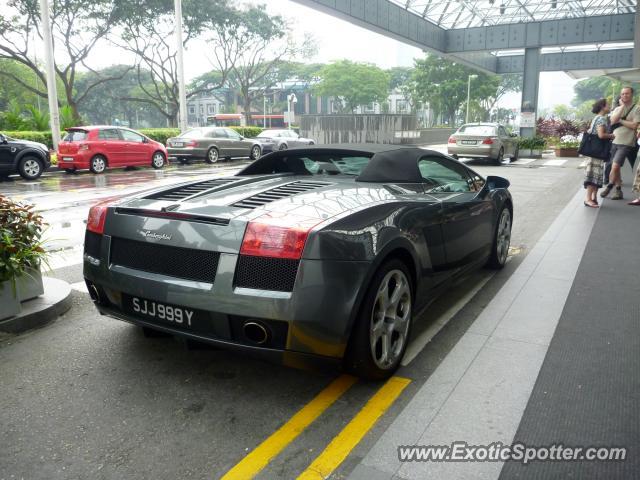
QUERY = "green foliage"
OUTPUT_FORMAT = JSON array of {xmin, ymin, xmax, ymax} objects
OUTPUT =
[
  {"xmin": 0, "ymin": 195, "xmax": 48, "ymax": 284},
  {"xmin": 0, "ymin": 102, "xmax": 28, "ymax": 130},
  {"xmin": 25, "ymin": 105, "xmax": 50, "ymax": 131},
  {"xmin": 229, "ymin": 126, "xmax": 263, "ymax": 138},
  {"xmin": 518, "ymin": 136, "xmax": 546, "ymax": 149},
  {"xmin": 138, "ymin": 129, "xmax": 181, "ymax": 144},
  {"xmin": 314, "ymin": 60, "xmax": 389, "ymax": 113},
  {"xmin": 552, "ymin": 104, "xmax": 573, "ymax": 120},
  {"xmin": 3, "ymin": 131, "xmax": 54, "ymax": 148}
]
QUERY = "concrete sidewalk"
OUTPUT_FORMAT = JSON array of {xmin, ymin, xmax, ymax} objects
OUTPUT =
[{"xmin": 350, "ymin": 183, "xmax": 638, "ymax": 479}]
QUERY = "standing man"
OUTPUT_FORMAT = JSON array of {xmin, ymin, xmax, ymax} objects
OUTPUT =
[{"xmin": 601, "ymin": 87, "xmax": 640, "ymax": 200}]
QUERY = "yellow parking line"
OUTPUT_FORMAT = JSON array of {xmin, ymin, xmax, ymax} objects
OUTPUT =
[
  {"xmin": 220, "ymin": 374, "xmax": 357, "ymax": 480},
  {"xmin": 297, "ymin": 376, "xmax": 411, "ymax": 480}
]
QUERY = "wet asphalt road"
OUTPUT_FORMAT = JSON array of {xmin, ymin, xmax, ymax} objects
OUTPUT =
[{"xmin": 0, "ymin": 155, "xmax": 584, "ymax": 479}]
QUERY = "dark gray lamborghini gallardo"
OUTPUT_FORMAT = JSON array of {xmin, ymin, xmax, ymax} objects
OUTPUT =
[{"xmin": 83, "ymin": 145, "xmax": 513, "ymax": 379}]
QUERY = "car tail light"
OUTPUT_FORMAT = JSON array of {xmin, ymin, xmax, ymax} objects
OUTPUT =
[
  {"xmin": 187, "ymin": 140, "xmax": 198, "ymax": 147},
  {"xmin": 240, "ymin": 213, "xmax": 322, "ymax": 260},
  {"xmin": 448, "ymin": 136, "xmax": 457, "ymax": 144},
  {"xmin": 86, "ymin": 197, "xmax": 120, "ymax": 234},
  {"xmin": 482, "ymin": 138, "xmax": 495, "ymax": 144},
  {"xmin": 79, "ymin": 143, "xmax": 90, "ymax": 151}
]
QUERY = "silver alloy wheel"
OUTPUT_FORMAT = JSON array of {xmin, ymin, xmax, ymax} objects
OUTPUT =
[
  {"xmin": 208, "ymin": 148, "xmax": 219, "ymax": 163},
  {"xmin": 251, "ymin": 145, "xmax": 261, "ymax": 159},
  {"xmin": 369, "ymin": 269, "xmax": 412, "ymax": 370},
  {"xmin": 22, "ymin": 158, "xmax": 41, "ymax": 178},
  {"xmin": 496, "ymin": 208, "xmax": 512, "ymax": 265},
  {"xmin": 152, "ymin": 152, "xmax": 165, "ymax": 168},
  {"xmin": 278, "ymin": 143, "xmax": 288, "ymax": 150},
  {"xmin": 496, "ymin": 148, "xmax": 505, "ymax": 164},
  {"xmin": 92, "ymin": 156, "xmax": 106, "ymax": 173}
]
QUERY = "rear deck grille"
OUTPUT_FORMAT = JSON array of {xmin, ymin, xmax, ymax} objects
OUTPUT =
[
  {"xmin": 234, "ymin": 255, "xmax": 299, "ymax": 292},
  {"xmin": 110, "ymin": 237, "xmax": 219, "ymax": 283},
  {"xmin": 145, "ymin": 178, "xmax": 238, "ymax": 201},
  {"xmin": 232, "ymin": 181, "xmax": 331, "ymax": 209}
]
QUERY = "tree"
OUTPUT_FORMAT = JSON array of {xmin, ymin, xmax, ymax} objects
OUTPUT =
[
  {"xmin": 314, "ymin": 60, "xmax": 390, "ymax": 113},
  {"xmin": 0, "ymin": 0, "xmax": 133, "ymax": 122},
  {"xmin": 208, "ymin": 8, "xmax": 315, "ymax": 123},
  {"xmin": 552, "ymin": 104, "xmax": 573, "ymax": 120},
  {"xmin": 572, "ymin": 76, "xmax": 640, "ymax": 107},
  {"xmin": 386, "ymin": 67, "xmax": 412, "ymax": 90}
]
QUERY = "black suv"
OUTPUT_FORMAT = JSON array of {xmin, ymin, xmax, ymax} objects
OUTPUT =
[{"xmin": 0, "ymin": 133, "xmax": 51, "ymax": 180}]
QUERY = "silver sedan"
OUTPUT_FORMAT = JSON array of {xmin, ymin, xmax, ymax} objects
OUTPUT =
[{"xmin": 448, "ymin": 123, "xmax": 519, "ymax": 165}]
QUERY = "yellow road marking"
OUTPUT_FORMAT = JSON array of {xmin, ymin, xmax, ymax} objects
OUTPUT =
[
  {"xmin": 297, "ymin": 376, "xmax": 411, "ymax": 480},
  {"xmin": 220, "ymin": 374, "xmax": 357, "ymax": 480}
]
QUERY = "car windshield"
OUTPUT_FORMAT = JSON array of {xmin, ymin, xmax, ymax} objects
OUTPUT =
[
  {"xmin": 63, "ymin": 130, "xmax": 88, "ymax": 142},
  {"xmin": 239, "ymin": 152, "xmax": 373, "ymax": 176},
  {"xmin": 179, "ymin": 129, "xmax": 202, "ymax": 138},
  {"xmin": 458, "ymin": 125, "xmax": 496, "ymax": 135},
  {"xmin": 257, "ymin": 130, "xmax": 282, "ymax": 138}
]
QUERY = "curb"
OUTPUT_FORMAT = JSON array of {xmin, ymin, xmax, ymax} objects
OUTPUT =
[{"xmin": 0, "ymin": 277, "xmax": 73, "ymax": 334}]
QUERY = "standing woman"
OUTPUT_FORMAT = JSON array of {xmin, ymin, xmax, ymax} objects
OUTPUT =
[{"xmin": 584, "ymin": 98, "xmax": 615, "ymax": 207}]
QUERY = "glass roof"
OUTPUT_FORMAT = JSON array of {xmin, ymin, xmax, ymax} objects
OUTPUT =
[{"xmin": 391, "ymin": 0, "xmax": 636, "ymax": 29}]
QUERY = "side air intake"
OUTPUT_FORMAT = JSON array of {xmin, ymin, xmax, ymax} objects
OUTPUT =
[{"xmin": 232, "ymin": 181, "xmax": 331, "ymax": 209}]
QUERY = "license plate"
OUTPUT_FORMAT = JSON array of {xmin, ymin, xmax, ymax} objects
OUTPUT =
[
  {"xmin": 172, "ymin": 142, "xmax": 184, "ymax": 147},
  {"xmin": 62, "ymin": 157, "xmax": 74, "ymax": 161},
  {"xmin": 461, "ymin": 140, "xmax": 477, "ymax": 145},
  {"xmin": 124, "ymin": 295, "xmax": 198, "ymax": 328}
]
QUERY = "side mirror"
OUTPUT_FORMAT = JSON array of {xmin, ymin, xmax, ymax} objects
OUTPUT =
[
  {"xmin": 240, "ymin": 136, "xmax": 245, "ymax": 140},
  {"xmin": 486, "ymin": 175, "xmax": 510, "ymax": 190}
]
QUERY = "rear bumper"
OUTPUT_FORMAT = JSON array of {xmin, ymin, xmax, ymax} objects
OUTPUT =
[
  {"xmin": 57, "ymin": 152, "xmax": 91, "ymax": 168},
  {"xmin": 448, "ymin": 145, "xmax": 498, "ymax": 158},
  {"xmin": 167, "ymin": 147, "xmax": 207, "ymax": 158},
  {"xmin": 83, "ymin": 234, "xmax": 372, "ymax": 362}
]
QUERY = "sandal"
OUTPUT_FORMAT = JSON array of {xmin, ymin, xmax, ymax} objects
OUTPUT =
[
  {"xmin": 584, "ymin": 201, "xmax": 599, "ymax": 208},
  {"xmin": 628, "ymin": 198, "xmax": 640, "ymax": 206}
]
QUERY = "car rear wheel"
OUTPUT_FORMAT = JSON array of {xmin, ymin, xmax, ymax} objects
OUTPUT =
[
  {"xmin": 512, "ymin": 146, "xmax": 519, "ymax": 162},
  {"xmin": 346, "ymin": 259, "xmax": 413, "ymax": 380},
  {"xmin": 151, "ymin": 151, "xmax": 166, "ymax": 169},
  {"xmin": 205, "ymin": 147, "xmax": 219, "ymax": 164},
  {"xmin": 278, "ymin": 143, "xmax": 288, "ymax": 151},
  {"xmin": 18, "ymin": 156, "xmax": 43, "ymax": 180},
  {"xmin": 486, "ymin": 206, "xmax": 511, "ymax": 269},
  {"xmin": 250, "ymin": 145, "xmax": 261, "ymax": 160},
  {"xmin": 493, "ymin": 147, "xmax": 506, "ymax": 165},
  {"xmin": 90, "ymin": 155, "xmax": 107, "ymax": 174}
]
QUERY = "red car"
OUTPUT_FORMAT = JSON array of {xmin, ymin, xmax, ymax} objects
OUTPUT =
[{"xmin": 57, "ymin": 126, "xmax": 168, "ymax": 174}]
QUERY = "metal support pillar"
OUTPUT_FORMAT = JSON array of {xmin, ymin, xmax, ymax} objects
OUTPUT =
[
  {"xmin": 175, "ymin": 0, "xmax": 188, "ymax": 132},
  {"xmin": 519, "ymin": 48, "xmax": 540, "ymax": 139},
  {"xmin": 39, "ymin": 0, "xmax": 60, "ymax": 150},
  {"xmin": 634, "ymin": 5, "xmax": 640, "ymax": 68}
]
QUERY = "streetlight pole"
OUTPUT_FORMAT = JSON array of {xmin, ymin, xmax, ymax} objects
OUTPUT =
[
  {"xmin": 263, "ymin": 95, "xmax": 267, "ymax": 129},
  {"xmin": 466, "ymin": 74, "xmax": 478, "ymax": 124},
  {"xmin": 174, "ymin": 0, "xmax": 188, "ymax": 132},
  {"xmin": 39, "ymin": 0, "xmax": 60, "ymax": 150}
]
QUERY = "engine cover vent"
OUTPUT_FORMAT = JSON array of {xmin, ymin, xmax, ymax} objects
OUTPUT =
[
  {"xmin": 145, "ymin": 178, "xmax": 238, "ymax": 201},
  {"xmin": 231, "ymin": 181, "xmax": 331, "ymax": 209}
]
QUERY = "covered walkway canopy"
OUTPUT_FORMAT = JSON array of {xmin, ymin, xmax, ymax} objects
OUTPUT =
[{"xmin": 292, "ymin": 0, "xmax": 640, "ymax": 135}]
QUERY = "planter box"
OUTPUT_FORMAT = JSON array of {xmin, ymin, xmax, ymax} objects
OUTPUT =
[
  {"xmin": 0, "ymin": 281, "xmax": 21, "ymax": 321},
  {"xmin": 555, "ymin": 148, "xmax": 579, "ymax": 157},
  {"xmin": 16, "ymin": 267, "xmax": 44, "ymax": 302},
  {"xmin": 519, "ymin": 148, "xmax": 532, "ymax": 157}
]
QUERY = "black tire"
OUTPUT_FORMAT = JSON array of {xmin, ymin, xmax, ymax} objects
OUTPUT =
[
  {"xmin": 493, "ymin": 148, "xmax": 505, "ymax": 166},
  {"xmin": 178, "ymin": 158, "xmax": 188, "ymax": 165},
  {"xmin": 18, "ymin": 156, "xmax": 44, "ymax": 180},
  {"xmin": 205, "ymin": 147, "xmax": 219, "ymax": 164},
  {"xmin": 486, "ymin": 206, "xmax": 512, "ymax": 269},
  {"xmin": 345, "ymin": 259, "xmax": 413, "ymax": 380},
  {"xmin": 512, "ymin": 146, "xmax": 519, "ymax": 162},
  {"xmin": 278, "ymin": 143, "xmax": 288, "ymax": 151},
  {"xmin": 89, "ymin": 155, "xmax": 107, "ymax": 174},
  {"xmin": 309, "ymin": 141, "xmax": 315, "ymax": 145},
  {"xmin": 250, "ymin": 145, "xmax": 261, "ymax": 160},
  {"xmin": 64, "ymin": 168, "xmax": 76, "ymax": 174},
  {"xmin": 151, "ymin": 151, "xmax": 166, "ymax": 169}
]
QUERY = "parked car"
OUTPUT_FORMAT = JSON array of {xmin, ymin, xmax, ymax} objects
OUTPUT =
[
  {"xmin": 57, "ymin": 126, "xmax": 168, "ymax": 174},
  {"xmin": 254, "ymin": 129, "xmax": 315, "ymax": 153},
  {"xmin": 83, "ymin": 145, "xmax": 513, "ymax": 379},
  {"xmin": 0, "ymin": 133, "xmax": 51, "ymax": 180},
  {"xmin": 448, "ymin": 123, "xmax": 519, "ymax": 165},
  {"xmin": 166, "ymin": 127, "xmax": 262, "ymax": 164}
]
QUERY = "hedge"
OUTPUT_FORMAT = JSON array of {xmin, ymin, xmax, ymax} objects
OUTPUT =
[{"xmin": 3, "ymin": 126, "xmax": 265, "ymax": 149}]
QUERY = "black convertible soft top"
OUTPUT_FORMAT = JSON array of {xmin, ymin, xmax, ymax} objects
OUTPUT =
[{"xmin": 238, "ymin": 144, "xmax": 443, "ymax": 183}]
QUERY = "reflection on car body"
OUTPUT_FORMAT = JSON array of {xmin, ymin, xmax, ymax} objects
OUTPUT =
[
  {"xmin": 84, "ymin": 145, "xmax": 513, "ymax": 379},
  {"xmin": 448, "ymin": 122, "xmax": 519, "ymax": 165},
  {"xmin": 166, "ymin": 127, "xmax": 262, "ymax": 164},
  {"xmin": 254, "ymin": 129, "xmax": 315, "ymax": 153}
]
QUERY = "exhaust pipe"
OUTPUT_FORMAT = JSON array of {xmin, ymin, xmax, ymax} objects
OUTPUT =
[
  {"xmin": 88, "ymin": 283, "xmax": 101, "ymax": 304},
  {"xmin": 243, "ymin": 321, "xmax": 269, "ymax": 345}
]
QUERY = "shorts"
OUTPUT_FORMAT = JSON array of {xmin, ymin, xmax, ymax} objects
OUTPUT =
[{"xmin": 610, "ymin": 144, "xmax": 635, "ymax": 166}]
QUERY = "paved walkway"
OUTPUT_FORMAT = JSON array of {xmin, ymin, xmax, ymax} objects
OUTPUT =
[{"xmin": 350, "ymin": 183, "xmax": 639, "ymax": 479}]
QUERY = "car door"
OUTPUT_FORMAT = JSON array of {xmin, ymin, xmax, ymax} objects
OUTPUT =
[
  {"xmin": 206, "ymin": 128, "xmax": 230, "ymax": 157},
  {"xmin": 0, "ymin": 134, "xmax": 14, "ymax": 172},
  {"xmin": 97, "ymin": 128, "xmax": 126, "ymax": 165},
  {"xmin": 224, "ymin": 128, "xmax": 252, "ymax": 157},
  {"xmin": 119, "ymin": 129, "xmax": 148, "ymax": 165},
  {"xmin": 418, "ymin": 155, "xmax": 493, "ymax": 270}
]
